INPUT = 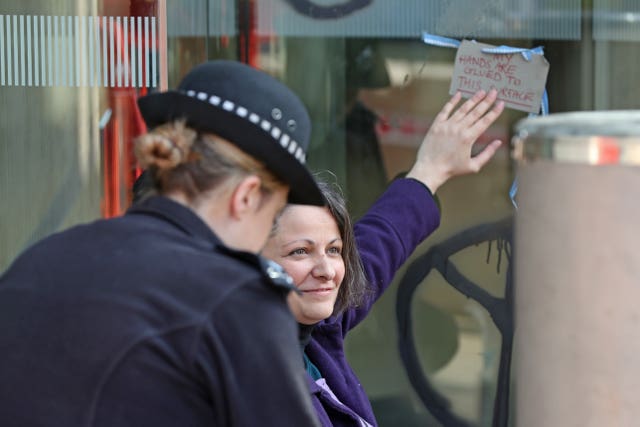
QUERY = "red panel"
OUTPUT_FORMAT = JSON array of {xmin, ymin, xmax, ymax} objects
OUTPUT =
[{"xmin": 101, "ymin": 1, "xmax": 156, "ymax": 218}]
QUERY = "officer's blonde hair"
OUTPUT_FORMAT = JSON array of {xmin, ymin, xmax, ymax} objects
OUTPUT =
[{"xmin": 135, "ymin": 120, "xmax": 286, "ymax": 201}]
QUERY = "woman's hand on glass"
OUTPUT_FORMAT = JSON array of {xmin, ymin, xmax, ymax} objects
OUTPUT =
[{"xmin": 407, "ymin": 89, "xmax": 505, "ymax": 193}]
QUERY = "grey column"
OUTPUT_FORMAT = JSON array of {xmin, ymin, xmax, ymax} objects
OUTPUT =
[{"xmin": 513, "ymin": 111, "xmax": 640, "ymax": 427}]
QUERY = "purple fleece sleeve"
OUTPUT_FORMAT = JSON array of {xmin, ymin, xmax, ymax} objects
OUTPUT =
[{"xmin": 341, "ymin": 178, "xmax": 441, "ymax": 332}]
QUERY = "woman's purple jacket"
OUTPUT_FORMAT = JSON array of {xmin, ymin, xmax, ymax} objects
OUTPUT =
[{"xmin": 305, "ymin": 178, "xmax": 441, "ymax": 426}]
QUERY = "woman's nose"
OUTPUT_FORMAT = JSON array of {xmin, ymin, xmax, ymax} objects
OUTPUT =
[{"xmin": 312, "ymin": 255, "xmax": 336, "ymax": 280}]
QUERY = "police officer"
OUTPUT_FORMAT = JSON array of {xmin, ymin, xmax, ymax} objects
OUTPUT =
[{"xmin": 0, "ymin": 61, "xmax": 323, "ymax": 427}]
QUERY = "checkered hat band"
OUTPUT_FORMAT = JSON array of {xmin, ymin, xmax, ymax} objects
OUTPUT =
[{"xmin": 184, "ymin": 90, "xmax": 306, "ymax": 164}]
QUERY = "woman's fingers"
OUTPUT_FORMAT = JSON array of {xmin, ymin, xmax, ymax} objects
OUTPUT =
[
  {"xmin": 460, "ymin": 89, "xmax": 500, "ymax": 126},
  {"xmin": 434, "ymin": 91, "xmax": 463, "ymax": 123},
  {"xmin": 448, "ymin": 89, "xmax": 488, "ymax": 122},
  {"xmin": 435, "ymin": 90, "xmax": 502, "ymax": 130},
  {"xmin": 432, "ymin": 90, "xmax": 504, "ymax": 151},
  {"xmin": 470, "ymin": 99, "xmax": 505, "ymax": 135},
  {"xmin": 448, "ymin": 89, "xmax": 501, "ymax": 129},
  {"xmin": 469, "ymin": 139, "xmax": 503, "ymax": 172},
  {"xmin": 409, "ymin": 89, "xmax": 505, "ymax": 191}
]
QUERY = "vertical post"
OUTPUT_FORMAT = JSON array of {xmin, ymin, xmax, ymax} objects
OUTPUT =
[
  {"xmin": 514, "ymin": 112, "xmax": 640, "ymax": 427},
  {"xmin": 157, "ymin": 0, "xmax": 167, "ymax": 90},
  {"xmin": 237, "ymin": 0, "xmax": 258, "ymax": 66},
  {"xmin": 102, "ymin": 0, "xmax": 158, "ymax": 217}
]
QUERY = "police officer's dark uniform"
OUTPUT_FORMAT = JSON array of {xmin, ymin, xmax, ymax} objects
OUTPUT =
[{"xmin": 0, "ymin": 61, "xmax": 324, "ymax": 427}]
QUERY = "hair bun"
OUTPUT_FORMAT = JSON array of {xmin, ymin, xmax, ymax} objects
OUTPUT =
[{"xmin": 135, "ymin": 121, "xmax": 197, "ymax": 170}]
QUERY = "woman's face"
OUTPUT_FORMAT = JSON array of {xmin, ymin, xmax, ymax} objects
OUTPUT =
[{"xmin": 262, "ymin": 205, "xmax": 345, "ymax": 325}]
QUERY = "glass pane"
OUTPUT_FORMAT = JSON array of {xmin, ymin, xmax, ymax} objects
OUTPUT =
[
  {"xmin": 256, "ymin": 22, "xmax": 516, "ymax": 427},
  {"xmin": 594, "ymin": 0, "xmax": 640, "ymax": 41},
  {"xmin": 0, "ymin": 0, "xmax": 160, "ymax": 270},
  {"xmin": 256, "ymin": 0, "xmax": 581, "ymax": 40},
  {"xmin": 167, "ymin": 0, "xmax": 236, "ymax": 37},
  {"xmin": 246, "ymin": 1, "xmax": 632, "ymax": 426},
  {"xmin": 166, "ymin": 0, "xmax": 238, "ymax": 88}
]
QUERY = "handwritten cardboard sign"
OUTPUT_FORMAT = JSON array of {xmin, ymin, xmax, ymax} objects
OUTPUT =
[{"xmin": 450, "ymin": 40, "xmax": 549, "ymax": 114}]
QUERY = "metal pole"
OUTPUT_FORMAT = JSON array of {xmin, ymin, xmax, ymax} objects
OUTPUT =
[{"xmin": 513, "ymin": 111, "xmax": 640, "ymax": 427}]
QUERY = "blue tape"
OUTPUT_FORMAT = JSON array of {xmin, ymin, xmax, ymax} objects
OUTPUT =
[
  {"xmin": 421, "ymin": 32, "xmax": 550, "ymax": 209},
  {"xmin": 421, "ymin": 32, "xmax": 461, "ymax": 49},
  {"xmin": 539, "ymin": 89, "xmax": 549, "ymax": 117},
  {"xmin": 508, "ymin": 176, "xmax": 519, "ymax": 209},
  {"xmin": 481, "ymin": 44, "xmax": 549, "ymax": 117},
  {"xmin": 481, "ymin": 45, "xmax": 545, "ymax": 62}
]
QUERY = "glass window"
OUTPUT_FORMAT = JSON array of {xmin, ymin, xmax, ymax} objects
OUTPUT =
[{"xmin": 1, "ymin": 1, "xmax": 159, "ymax": 269}]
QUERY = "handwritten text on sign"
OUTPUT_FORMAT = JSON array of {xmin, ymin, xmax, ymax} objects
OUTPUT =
[{"xmin": 450, "ymin": 40, "xmax": 549, "ymax": 114}]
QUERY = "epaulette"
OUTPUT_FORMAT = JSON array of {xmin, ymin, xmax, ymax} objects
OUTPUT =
[
  {"xmin": 258, "ymin": 257, "xmax": 300, "ymax": 295},
  {"xmin": 217, "ymin": 245, "xmax": 299, "ymax": 294}
]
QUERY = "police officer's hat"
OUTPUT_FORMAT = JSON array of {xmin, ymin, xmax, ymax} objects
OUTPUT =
[{"xmin": 138, "ymin": 60, "xmax": 324, "ymax": 206}]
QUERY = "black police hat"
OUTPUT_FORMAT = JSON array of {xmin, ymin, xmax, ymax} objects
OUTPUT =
[{"xmin": 137, "ymin": 60, "xmax": 324, "ymax": 206}]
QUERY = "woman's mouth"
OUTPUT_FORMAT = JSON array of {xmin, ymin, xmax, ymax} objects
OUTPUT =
[{"xmin": 301, "ymin": 287, "xmax": 334, "ymax": 296}]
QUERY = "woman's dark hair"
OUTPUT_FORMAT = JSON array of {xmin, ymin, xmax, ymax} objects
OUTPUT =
[{"xmin": 320, "ymin": 179, "xmax": 370, "ymax": 314}]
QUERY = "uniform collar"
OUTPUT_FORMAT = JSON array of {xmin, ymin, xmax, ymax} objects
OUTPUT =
[
  {"xmin": 127, "ymin": 195, "xmax": 221, "ymax": 247},
  {"xmin": 127, "ymin": 195, "xmax": 298, "ymax": 295}
]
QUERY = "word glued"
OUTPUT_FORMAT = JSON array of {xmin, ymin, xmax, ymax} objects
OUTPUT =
[{"xmin": 450, "ymin": 40, "xmax": 549, "ymax": 114}]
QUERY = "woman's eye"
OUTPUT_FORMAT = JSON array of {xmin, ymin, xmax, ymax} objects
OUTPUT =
[
  {"xmin": 288, "ymin": 248, "xmax": 307, "ymax": 256},
  {"xmin": 328, "ymin": 247, "xmax": 342, "ymax": 255}
]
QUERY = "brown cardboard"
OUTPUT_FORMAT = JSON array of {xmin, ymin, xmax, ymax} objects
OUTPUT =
[{"xmin": 450, "ymin": 40, "xmax": 549, "ymax": 114}]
